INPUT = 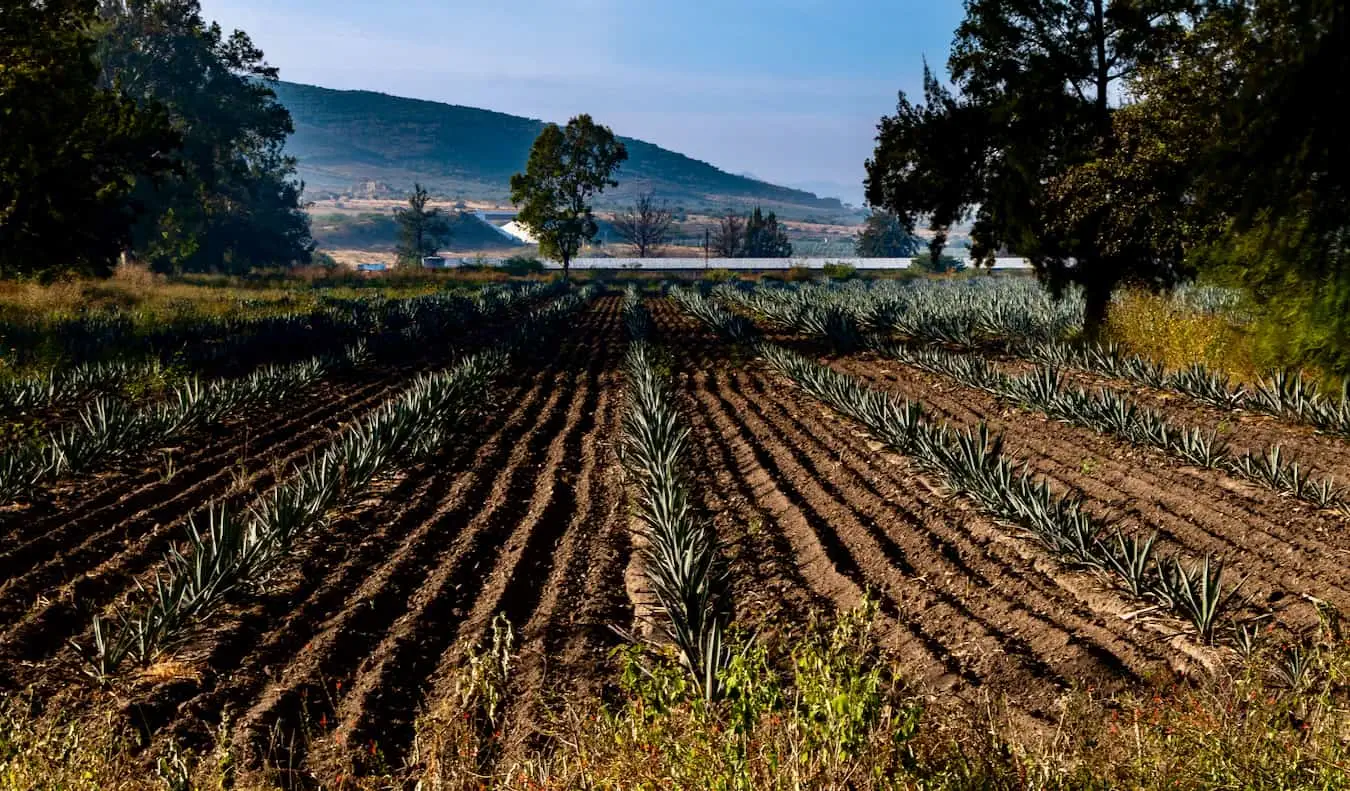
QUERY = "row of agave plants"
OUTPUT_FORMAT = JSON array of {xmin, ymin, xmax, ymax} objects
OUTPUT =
[
  {"xmin": 619, "ymin": 286, "xmax": 731, "ymax": 700},
  {"xmin": 886, "ymin": 345, "xmax": 1350, "ymax": 516},
  {"xmin": 0, "ymin": 283, "xmax": 562, "ymax": 507},
  {"xmin": 77, "ymin": 287, "xmax": 597, "ymax": 679},
  {"xmin": 719, "ymin": 280, "xmax": 1350, "ymax": 444},
  {"xmin": 0, "ymin": 283, "xmax": 552, "ymax": 422},
  {"xmin": 670, "ymin": 287, "xmax": 1247, "ymax": 646},
  {"xmin": 712, "ymin": 278, "xmax": 1084, "ymax": 350},
  {"xmin": 1024, "ymin": 340, "xmax": 1350, "ymax": 440}
]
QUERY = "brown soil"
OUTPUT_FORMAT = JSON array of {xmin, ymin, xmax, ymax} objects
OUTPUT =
[
  {"xmin": 649, "ymin": 303, "xmax": 1205, "ymax": 723},
  {"xmin": 815, "ymin": 350, "xmax": 1350, "ymax": 632}
]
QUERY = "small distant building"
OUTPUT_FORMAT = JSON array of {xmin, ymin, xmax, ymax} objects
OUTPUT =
[
  {"xmin": 421, "ymin": 256, "xmax": 449, "ymax": 269},
  {"xmin": 355, "ymin": 262, "xmax": 388, "ymax": 273},
  {"xmin": 499, "ymin": 220, "xmax": 538, "ymax": 244}
]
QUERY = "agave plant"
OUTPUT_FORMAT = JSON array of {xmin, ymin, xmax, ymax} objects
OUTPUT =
[{"xmin": 82, "ymin": 290, "xmax": 596, "ymax": 678}]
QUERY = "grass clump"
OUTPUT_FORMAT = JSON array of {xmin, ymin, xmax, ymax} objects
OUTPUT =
[{"xmin": 1106, "ymin": 289, "xmax": 1259, "ymax": 383}]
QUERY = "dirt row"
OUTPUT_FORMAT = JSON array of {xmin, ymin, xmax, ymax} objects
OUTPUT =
[
  {"xmin": 106, "ymin": 296, "xmax": 632, "ymax": 779},
  {"xmin": 814, "ymin": 350, "xmax": 1350, "ymax": 631},
  {"xmin": 990, "ymin": 352, "xmax": 1350, "ymax": 485},
  {"xmin": 649, "ymin": 299, "xmax": 1203, "ymax": 722}
]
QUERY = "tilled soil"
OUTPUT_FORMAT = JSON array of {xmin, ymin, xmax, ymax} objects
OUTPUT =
[
  {"xmin": 153, "ymin": 297, "xmax": 624, "ymax": 777},
  {"xmin": 814, "ymin": 350, "xmax": 1350, "ymax": 632},
  {"xmin": 650, "ymin": 301, "xmax": 1202, "ymax": 722},
  {"xmin": 9, "ymin": 294, "xmax": 1345, "ymax": 784}
]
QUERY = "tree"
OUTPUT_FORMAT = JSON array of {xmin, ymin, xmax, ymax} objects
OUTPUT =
[
  {"xmin": 866, "ymin": 0, "xmax": 1197, "ymax": 339},
  {"xmin": 509, "ymin": 115, "xmax": 628, "ymax": 280},
  {"xmin": 855, "ymin": 212, "xmax": 922, "ymax": 257},
  {"xmin": 96, "ymin": 0, "xmax": 314, "ymax": 274},
  {"xmin": 0, "ymin": 0, "xmax": 179, "ymax": 279},
  {"xmin": 710, "ymin": 213, "xmax": 744, "ymax": 258},
  {"xmin": 742, "ymin": 207, "xmax": 793, "ymax": 258},
  {"xmin": 612, "ymin": 192, "xmax": 674, "ymax": 257},
  {"xmin": 395, "ymin": 183, "xmax": 452, "ymax": 264}
]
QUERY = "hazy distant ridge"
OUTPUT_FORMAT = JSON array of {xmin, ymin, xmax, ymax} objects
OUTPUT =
[{"xmin": 273, "ymin": 81, "xmax": 853, "ymax": 219}]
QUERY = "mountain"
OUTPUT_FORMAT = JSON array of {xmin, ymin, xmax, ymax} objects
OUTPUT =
[{"xmin": 272, "ymin": 81, "xmax": 858, "ymax": 222}]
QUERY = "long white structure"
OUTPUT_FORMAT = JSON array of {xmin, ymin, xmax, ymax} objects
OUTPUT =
[{"xmin": 441, "ymin": 256, "xmax": 1034, "ymax": 270}]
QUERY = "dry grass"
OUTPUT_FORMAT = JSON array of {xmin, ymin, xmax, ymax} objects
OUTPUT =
[{"xmin": 1106, "ymin": 289, "xmax": 1261, "ymax": 383}]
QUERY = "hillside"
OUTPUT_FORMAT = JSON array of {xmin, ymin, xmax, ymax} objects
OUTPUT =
[{"xmin": 273, "ymin": 81, "xmax": 858, "ymax": 222}]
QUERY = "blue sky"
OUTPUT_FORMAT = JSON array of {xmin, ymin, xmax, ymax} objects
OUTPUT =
[{"xmin": 202, "ymin": 0, "xmax": 966, "ymax": 206}]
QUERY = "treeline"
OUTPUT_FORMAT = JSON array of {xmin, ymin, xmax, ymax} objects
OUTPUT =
[
  {"xmin": 866, "ymin": 0, "xmax": 1349, "ymax": 373},
  {"xmin": 1, "ymin": 0, "xmax": 311, "ymax": 279},
  {"xmin": 708, "ymin": 208, "xmax": 793, "ymax": 258}
]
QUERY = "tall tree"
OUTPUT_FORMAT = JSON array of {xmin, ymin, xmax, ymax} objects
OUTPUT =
[
  {"xmin": 96, "ymin": 0, "xmax": 313, "ymax": 274},
  {"xmin": 867, "ymin": 0, "xmax": 1196, "ymax": 338},
  {"xmin": 742, "ymin": 207, "xmax": 792, "ymax": 258},
  {"xmin": 612, "ymin": 192, "xmax": 674, "ymax": 257},
  {"xmin": 509, "ymin": 114, "xmax": 628, "ymax": 281},
  {"xmin": 394, "ymin": 183, "xmax": 452, "ymax": 264},
  {"xmin": 855, "ymin": 211, "xmax": 922, "ymax": 258},
  {"xmin": 710, "ymin": 213, "xmax": 744, "ymax": 258},
  {"xmin": 0, "ymin": 0, "xmax": 178, "ymax": 279}
]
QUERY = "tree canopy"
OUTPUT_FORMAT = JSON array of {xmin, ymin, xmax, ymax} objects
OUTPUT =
[
  {"xmin": 509, "ymin": 115, "xmax": 628, "ymax": 280},
  {"xmin": 855, "ymin": 212, "xmax": 922, "ymax": 258},
  {"xmin": 866, "ymin": 0, "xmax": 1197, "ymax": 337},
  {"xmin": 0, "ymin": 0, "xmax": 178, "ymax": 279},
  {"xmin": 96, "ymin": 0, "xmax": 314, "ymax": 274},
  {"xmin": 612, "ymin": 192, "xmax": 674, "ymax": 257}
]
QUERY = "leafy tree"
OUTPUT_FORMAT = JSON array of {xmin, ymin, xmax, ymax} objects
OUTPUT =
[
  {"xmin": 866, "ymin": 0, "xmax": 1197, "ymax": 339},
  {"xmin": 743, "ymin": 207, "xmax": 792, "ymax": 258},
  {"xmin": 0, "ymin": 0, "xmax": 178, "ymax": 279},
  {"xmin": 509, "ymin": 114, "xmax": 628, "ymax": 280},
  {"xmin": 855, "ymin": 211, "xmax": 922, "ymax": 258},
  {"xmin": 710, "ymin": 213, "xmax": 744, "ymax": 258},
  {"xmin": 96, "ymin": 0, "xmax": 313, "ymax": 274},
  {"xmin": 612, "ymin": 192, "xmax": 674, "ymax": 257},
  {"xmin": 395, "ymin": 183, "xmax": 452, "ymax": 264}
]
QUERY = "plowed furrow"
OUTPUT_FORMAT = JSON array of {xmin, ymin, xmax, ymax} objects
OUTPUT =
[
  {"xmin": 0, "ymin": 373, "xmax": 399, "ymax": 596},
  {"xmin": 328, "ymin": 343, "xmax": 600, "ymax": 765},
  {"xmin": 0, "ymin": 379, "xmax": 414, "ymax": 678},
  {"xmin": 0, "ymin": 364, "xmax": 415, "ymax": 545},
  {"xmin": 228, "ymin": 366, "xmax": 579, "ymax": 765},
  {"xmin": 685, "ymin": 367, "xmax": 982, "ymax": 695},
  {"xmin": 229, "ymin": 299, "xmax": 620, "ymax": 770},
  {"xmin": 730, "ymin": 368, "xmax": 1178, "ymax": 686},
  {"xmin": 834, "ymin": 358, "xmax": 1350, "ymax": 622},
  {"xmin": 142, "ymin": 369, "xmax": 546, "ymax": 746}
]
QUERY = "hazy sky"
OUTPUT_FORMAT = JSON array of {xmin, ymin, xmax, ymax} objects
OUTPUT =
[{"xmin": 201, "ymin": 0, "xmax": 966, "ymax": 206}]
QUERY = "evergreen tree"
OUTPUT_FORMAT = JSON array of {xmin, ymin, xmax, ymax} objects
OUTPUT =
[
  {"xmin": 395, "ymin": 183, "xmax": 452, "ymax": 264},
  {"xmin": 855, "ymin": 212, "xmax": 922, "ymax": 258},
  {"xmin": 742, "ymin": 207, "xmax": 792, "ymax": 258}
]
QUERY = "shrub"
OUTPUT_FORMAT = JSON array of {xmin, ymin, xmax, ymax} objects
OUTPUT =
[
  {"xmin": 822, "ymin": 262, "xmax": 858, "ymax": 280},
  {"xmin": 498, "ymin": 256, "xmax": 545, "ymax": 276},
  {"xmin": 783, "ymin": 266, "xmax": 814, "ymax": 282},
  {"xmin": 911, "ymin": 252, "xmax": 966, "ymax": 274},
  {"xmin": 704, "ymin": 268, "xmax": 737, "ymax": 283}
]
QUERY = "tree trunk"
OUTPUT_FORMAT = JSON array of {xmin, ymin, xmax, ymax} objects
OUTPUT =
[
  {"xmin": 561, "ymin": 253, "xmax": 570, "ymax": 283},
  {"xmin": 1083, "ymin": 281, "xmax": 1111, "ymax": 344}
]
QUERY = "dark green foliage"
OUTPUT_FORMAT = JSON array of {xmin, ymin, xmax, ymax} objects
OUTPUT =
[
  {"xmin": 0, "ymin": 0, "xmax": 179, "ymax": 279},
  {"xmin": 854, "ymin": 212, "xmax": 921, "ymax": 258},
  {"xmin": 510, "ymin": 115, "xmax": 628, "ymax": 280},
  {"xmin": 742, "ymin": 207, "xmax": 792, "ymax": 258},
  {"xmin": 394, "ymin": 184, "xmax": 452, "ymax": 265},
  {"xmin": 821, "ymin": 262, "xmax": 858, "ymax": 280},
  {"xmin": 866, "ymin": 1, "xmax": 1197, "ymax": 338},
  {"xmin": 498, "ymin": 256, "xmax": 545, "ymax": 276},
  {"xmin": 97, "ymin": 0, "xmax": 313, "ymax": 274},
  {"xmin": 911, "ymin": 251, "xmax": 965, "ymax": 275}
]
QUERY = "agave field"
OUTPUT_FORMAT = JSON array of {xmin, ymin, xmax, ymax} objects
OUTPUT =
[{"xmin": 1, "ymin": 276, "xmax": 1348, "ymax": 784}]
